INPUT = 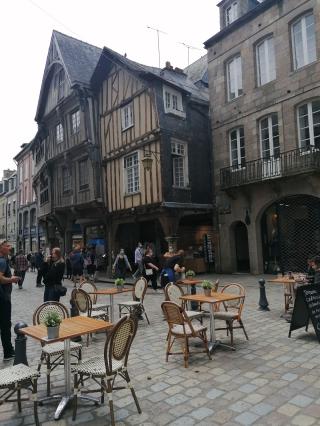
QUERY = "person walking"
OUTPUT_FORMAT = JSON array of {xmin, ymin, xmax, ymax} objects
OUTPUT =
[
  {"xmin": 70, "ymin": 245, "xmax": 84, "ymax": 287},
  {"xmin": 65, "ymin": 252, "xmax": 72, "ymax": 279},
  {"xmin": 14, "ymin": 250, "xmax": 29, "ymax": 289},
  {"xmin": 42, "ymin": 248, "xmax": 66, "ymax": 302},
  {"xmin": 35, "ymin": 250, "xmax": 44, "ymax": 287},
  {"xmin": 143, "ymin": 247, "xmax": 159, "ymax": 291},
  {"xmin": 132, "ymin": 242, "xmax": 144, "ymax": 279},
  {"xmin": 112, "ymin": 249, "xmax": 132, "ymax": 279},
  {"xmin": 30, "ymin": 253, "xmax": 36, "ymax": 272},
  {"xmin": 0, "ymin": 240, "xmax": 21, "ymax": 361}
]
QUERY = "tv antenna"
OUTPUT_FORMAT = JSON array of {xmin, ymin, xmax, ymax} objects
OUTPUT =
[
  {"xmin": 179, "ymin": 42, "xmax": 202, "ymax": 65},
  {"xmin": 147, "ymin": 26, "xmax": 167, "ymax": 68}
]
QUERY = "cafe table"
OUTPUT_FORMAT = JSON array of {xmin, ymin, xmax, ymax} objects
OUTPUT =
[
  {"xmin": 177, "ymin": 279, "xmax": 202, "ymax": 309},
  {"xmin": 181, "ymin": 292, "xmax": 242, "ymax": 353},
  {"xmin": 268, "ymin": 275, "xmax": 307, "ymax": 315},
  {"xmin": 88, "ymin": 287, "xmax": 133, "ymax": 322},
  {"xmin": 21, "ymin": 316, "xmax": 112, "ymax": 420}
]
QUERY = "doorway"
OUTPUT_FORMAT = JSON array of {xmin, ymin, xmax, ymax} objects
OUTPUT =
[{"xmin": 234, "ymin": 222, "xmax": 250, "ymax": 272}]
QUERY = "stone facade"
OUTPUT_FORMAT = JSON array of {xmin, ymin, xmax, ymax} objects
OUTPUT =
[{"xmin": 206, "ymin": 0, "xmax": 320, "ymax": 273}]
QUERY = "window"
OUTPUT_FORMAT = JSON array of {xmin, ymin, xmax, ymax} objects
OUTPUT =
[
  {"xmin": 260, "ymin": 114, "xmax": 280, "ymax": 159},
  {"xmin": 13, "ymin": 201, "xmax": 16, "ymax": 215},
  {"xmin": 225, "ymin": 2, "xmax": 238, "ymax": 26},
  {"xmin": 55, "ymin": 68, "xmax": 65, "ymax": 101},
  {"xmin": 297, "ymin": 100, "xmax": 320, "ymax": 151},
  {"xmin": 19, "ymin": 165, "xmax": 23, "ymax": 183},
  {"xmin": 35, "ymin": 139, "xmax": 44, "ymax": 164},
  {"xmin": 40, "ymin": 172, "xmax": 49, "ymax": 205},
  {"xmin": 124, "ymin": 152, "xmax": 139, "ymax": 194},
  {"xmin": 229, "ymin": 128, "xmax": 245, "ymax": 169},
  {"xmin": 292, "ymin": 13, "xmax": 317, "ymax": 70},
  {"xmin": 163, "ymin": 85, "xmax": 185, "ymax": 117},
  {"xmin": 121, "ymin": 103, "xmax": 134, "ymax": 131},
  {"xmin": 62, "ymin": 167, "xmax": 72, "ymax": 192},
  {"xmin": 171, "ymin": 141, "xmax": 189, "ymax": 187},
  {"xmin": 56, "ymin": 123, "xmax": 64, "ymax": 143},
  {"xmin": 71, "ymin": 110, "xmax": 80, "ymax": 134},
  {"xmin": 256, "ymin": 37, "xmax": 276, "ymax": 86},
  {"xmin": 7, "ymin": 203, "xmax": 11, "ymax": 217},
  {"xmin": 227, "ymin": 55, "xmax": 243, "ymax": 100},
  {"xmin": 79, "ymin": 160, "xmax": 89, "ymax": 190}
]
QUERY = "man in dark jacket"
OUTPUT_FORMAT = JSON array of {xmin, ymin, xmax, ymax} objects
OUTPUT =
[
  {"xmin": 35, "ymin": 250, "xmax": 44, "ymax": 287},
  {"xmin": 42, "ymin": 247, "xmax": 65, "ymax": 302}
]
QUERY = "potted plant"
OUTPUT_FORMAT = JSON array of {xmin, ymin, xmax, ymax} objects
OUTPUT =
[
  {"xmin": 114, "ymin": 278, "xmax": 125, "ymax": 291},
  {"xmin": 185, "ymin": 270, "xmax": 195, "ymax": 279},
  {"xmin": 202, "ymin": 280, "xmax": 213, "ymax": 297},
  {"xmin": 44, "ymin": 311, "xmax": 62, "ymax": 339}
]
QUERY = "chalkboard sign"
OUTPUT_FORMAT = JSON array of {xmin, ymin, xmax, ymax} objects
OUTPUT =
[{"xmin": 289, "ymin": 284, "xmax": 320, "ymax": 343}]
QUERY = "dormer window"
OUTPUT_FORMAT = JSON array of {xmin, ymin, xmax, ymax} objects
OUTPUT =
[
  {"xmin": 225, "ymin": 2, "xmax": 238, "ymax": 26},
  {"xmin": 163, "ymin": 85, "xmax": 186, "ymax": 118}
]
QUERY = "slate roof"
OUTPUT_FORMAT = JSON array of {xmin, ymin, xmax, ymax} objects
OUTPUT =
[
  {"xmin": 53, "ymin": 30, "xmax": 102, "ymax": 86},
  {"xmin": 93, "ymin": 46, "xmax": 208, "ymax": 103},
  {"xmin": 184, "ymin": 55, "xmax": 208, "ymax": 86}
]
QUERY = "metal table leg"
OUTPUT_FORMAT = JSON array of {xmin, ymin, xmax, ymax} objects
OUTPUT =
[
  {"xmin": 110, "ymin": 294, "xmax": 114, "ymax": 322},
  {"xmin": 208, "ymin": 303, "xmax": 235, "ymax": 353}
]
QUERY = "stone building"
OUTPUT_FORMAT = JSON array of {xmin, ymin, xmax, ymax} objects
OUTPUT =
[
  {"xmin": 14, "ymin": 143, "xmax": 38, "ymax": 252},
  {"xmin": 205, "ymin": 0, "xmax": 320, "ymax": 273},
  {"xmin": 5, "ymin": 171, "xmax": 17, "ymax": 251}
]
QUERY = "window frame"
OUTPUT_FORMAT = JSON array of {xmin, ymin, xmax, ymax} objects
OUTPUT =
[
  {"xmin": 225, "ymin": 2, "xmax": 238, "ymax": 26},
  {"xmin": 171, "ymin": 140, "xmax": 189, "ymax": 188},
  {"xmin": 71, "ymin": 109, "xmax": 80, "ymax": 135},
  {"xmin": 297, "ymin": 100, "xmax": 320, "ymax": 151},
  {"xmin": 256, "ymin": 36, "xmax": 276, "ymax": 87},
  {"xmin": 226, "ymin": 55, "xmax": 243, "ymax": 101},
  {"xmin": 229, "ymin": 127, "xmax": 246, "ymax": 170},
  {"xmin": 62, "ymin": 167, "xmax": 72, "ymax": 193},
  {"xmin": 56, "ymin": 123, "xmax": 64, "ymax": 144},
  {"xmin": 121, "ymin": 102, "xmax": 134, "ymax": 131},
  {"xmin": 259, "ymin": 113, "xmax": 280, "ymax": 160},
  {"xmin": 123, "ymin": 151, "xmax": 140, "ymax": 195},
  {"xmin": 163, "ymin": 85, "xmax": 186, "ymax": 118},
  {"xmin": 291, "ymin": 12, "xmax": 317, "ymax": 70},
  {"xmin": 78, "ymin": 159, "xmax": 89, "ymax": 191}
]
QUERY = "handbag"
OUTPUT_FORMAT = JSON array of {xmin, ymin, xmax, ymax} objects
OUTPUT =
[
  {"xmin": 54, "ymin": 285, "xmax": 67, "ymax": 296},
  {"xmin": 145, "ymin": 268, "xmax": 153, "ymax": 276}
]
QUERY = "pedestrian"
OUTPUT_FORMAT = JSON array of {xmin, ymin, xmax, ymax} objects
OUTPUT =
[
  {"xmin": 132, "ymin": 242, "xmax": 144, "ymax": 279},
  {"xmin": 112, "ymin": 249, "xmax": 132, "ymax": 279},
  {"xmin": 65, "ymin": 252, "xmax": 72, "ymax": 279},
  {"xmin": 85, "ymin": 248, "xmax": 97, "ymax": 281},
  {"xmin": 143, "ymin": 247, "xmax": 159, "ymax": 291},
  {"xmin": 160, "ymin": 248, "xmax": 185, "ymax": 288},
  {"xmin": 30, "ymin": 252, "xmax": 36, "ymax": 272},
  {"xmin": 35, "ymin": 250, "xmax": 44, "ymax": 287},
  {"xmin": 13, "ymin": 250, "xmax": 29, "ymax": 289},
  {"xmin": 70, "ymin": 245, "xmax": 84, "ymax": 287},
  {"xmin": 0, "ymin": 239, "xmax": 21, "ymax": 361},
  {"xmin": 42, "ymin": 247, "xmax": 66, "ymax": 302}
]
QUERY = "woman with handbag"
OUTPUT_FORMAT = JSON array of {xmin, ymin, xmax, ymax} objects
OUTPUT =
[
  {"xmin": 143, "ymin": 247, "xmax": 159, "ymax": 292},
  {"xmin": 42, "ymin": 248, "xmax": 66, "ymax": 302}
]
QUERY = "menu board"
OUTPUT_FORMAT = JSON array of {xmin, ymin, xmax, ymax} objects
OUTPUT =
[
  {"xmin": 289, "ymin": 284, "xmax": 320, "ymax": 343},
  {"xmin": 203, "ymin": 234, "xmax": 214, "ymax": 264}
]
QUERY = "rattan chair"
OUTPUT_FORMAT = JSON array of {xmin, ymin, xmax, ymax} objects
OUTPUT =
[
  {"xmin": 161, "ymin": 301, "xmax": 211, "ymax": 368},
  {"xmin": 79, "ymin": 281, "xmax": 110, "ymax": 314},
  {"xmin": 73, "ymin": 289, "xmax": 109, "ymax": 346},
  {"xmin": 72, "ymin": 315, "xmax": 141, "ymax": 426},
  {"xmin": 0, "ymin": 364, "xmax": 40, "ymax": 426},
  {"xmin": 33, "ymin": 301, "xmax": 82, "ymax": 396},
  {"xmin": 118, "ymin": 277, "xmax": 150, "ymax": 324},
  {"xmin": 214, "ymin": 283, "xmax": 249, "ymax": 348},
  {"xmin": 165, "ymin": 282, "xmax": 205, "ymax": 322}
]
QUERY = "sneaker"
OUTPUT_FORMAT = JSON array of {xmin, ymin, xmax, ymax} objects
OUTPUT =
[
  {"xmin": 18, "ymin": 286, "xmax": 22, "ymax": 290},
  {"xmin": 3, "ymin": 351, "xmax": 15, "ymax": 362}
]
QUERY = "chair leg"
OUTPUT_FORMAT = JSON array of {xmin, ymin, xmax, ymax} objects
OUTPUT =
[
  {"xmin": 32, "ymin": 378, "xmax": 40, "ymax": 426},
  {"xmin": 183, "ymin": 336, "xmax": 189, "ymax": 368},
  {"xmin": 17, "ymin": 386, "xmax": 22, "ymax": 412},
  {"xmin": 72, "ymin": 373, "xmax": 78, "ymax": 421},
  {"xmin": 166, "ymin": 332, "xmax": 172, "ymax": 362},
  {"xmin": 142, "ymin": 305, "xmax": 150, "ymax": 325},
  {"xmin": 239, "ymin": 319, "xmax": 249, "ymax": 340},
  {"xmin": 106, "ymin": 379, "xmax": 115, "ymax": 426},
  {"xmin": 123, "ymin": 370, "xmax": 141, "ymax": 414},
  {"xmin": 46, "ymin": 357, "xmax": 51, "ymax": 396},
  {"xmin": 228, "ymin": 321, "xmax": 234, "ymax": 347}
]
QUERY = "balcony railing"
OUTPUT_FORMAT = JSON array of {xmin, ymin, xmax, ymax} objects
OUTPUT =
[{"xmin": 220, "ymin": 147, "xmax": 320, "ymax": 190}]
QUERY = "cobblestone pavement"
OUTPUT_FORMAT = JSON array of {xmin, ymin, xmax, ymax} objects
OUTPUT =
[{"xmin": 1, "ymin": 272, "xmax": 320, "ymax": 425}]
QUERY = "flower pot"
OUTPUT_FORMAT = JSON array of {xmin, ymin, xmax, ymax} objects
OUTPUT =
[
  {"xmin": 116, "ymin": 285, "xmax": 124, "ymax": 292},
  {"xmin": 47, "ymin": 325, "xmax": 60, "ymax": 339},
  {"xmin": 204, "ymin": 288, "xmax": 212, "ymax": 297}
]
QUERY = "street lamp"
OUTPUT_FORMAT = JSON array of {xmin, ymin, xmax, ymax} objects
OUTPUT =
[{"xmin": 141, "ymin": 149, "xmax": 160, "ymax": 171}]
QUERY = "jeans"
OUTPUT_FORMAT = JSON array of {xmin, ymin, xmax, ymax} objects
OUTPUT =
[
  {"xmin": 133, "ymin": 261, "xmax": 144, "ymax": 279},
  {"xmin": 0, "ymin": 298, "xmax": 13, "ymax": 357},
  {"xmin": 16, "ymin": 270, "xmax": 26, "ymax": 287},
  {"xmin": 44, "ymin": 286, "xmax": 60, "ymax": 303}
]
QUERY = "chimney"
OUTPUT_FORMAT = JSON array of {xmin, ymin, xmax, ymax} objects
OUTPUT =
[{"xmin": 165, "ymin": 61, "xmax": 173, "ymax": 70}]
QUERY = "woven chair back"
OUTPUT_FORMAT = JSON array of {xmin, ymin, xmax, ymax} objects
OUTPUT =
[
  {"xmin": 104, "ymin": 315, "xmax": 138, "ymax": 374},
  {"xmin": 134, "ymin": 277, "xmax": 147, "ymax": 301},
  {"xmin": 73, "ymin": 289, "xmax": 92, "ymax": 316},
  {"xmin": 80, "ymin": 281, "xmax": 98, "ymax": 304},
  {"xmin": 213, "ymin": 279, "xmax": 219, "ymax": 292},
  {"xmin": 221, "ymin": 283, "xmax": 245, "ymax": 313},
  {"xmin": 165, "ymin": 283, "xmax": 183, "ymax": 306},
  {"xmin": 33, "ymin": 301, "xmax": 69, "ymax": 325},
  {"xmin": 161, "ymin": 301, "xmax": 185, "ymax": 326}
]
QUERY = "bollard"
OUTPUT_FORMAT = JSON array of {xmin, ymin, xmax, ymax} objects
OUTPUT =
[
  {"xmin": 14, "ymin": 321, "xmax": 28, "ymax": 366},
  {"xmin": 258, "ymin": 278, "xmax": 270, "ymax": 311}
]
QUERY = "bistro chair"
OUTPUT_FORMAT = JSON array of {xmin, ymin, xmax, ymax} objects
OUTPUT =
[
  {"xmin": 72, "ymin": 315, "xmax": 141, "ymax": 426},
  {"xmin": 79, "ymin": 280, "xmax": 110, "ymax": 314},
  {"xmin": 284, "ymin": 282, "xmax": 295, "ymax": 314},
  {"xmin": 33, "ymin": 301, "xmax": 82, "ymax": 396},
  {"xmin": 0, "ymin": 364, "xmax": 40, "ymax": 426},
  {"xmin": 118, "ymin": 277, "xmax": 150, "ymax": 324},
  {"xmin": 72, "ymin": 289, "xmax": 109, "ymax": 346},
  {"xmin": 214, "ymin": 283, "xmax": 249, "ymax": 348},
  {"xmin": 164, "ymin": 282, "xmax": 205, "ymax": 322},
  {"xmin": 161, "ymin": 301, "xmax": 211, "ymax": 368}
]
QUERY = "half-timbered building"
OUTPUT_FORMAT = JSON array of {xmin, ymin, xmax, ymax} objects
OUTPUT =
[
  {"xmin": 31, "ymin": 31, "xmax": 104, "ymax": 253},
  {"xmin": 92, "ymin": 49, "xmax": 213, "ymax": 267}
]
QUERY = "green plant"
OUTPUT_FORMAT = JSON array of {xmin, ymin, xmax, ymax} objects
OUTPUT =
[
  {"xmin": 201, "ymin": 280, "xmax": 213, "ymax": 290},
  {"xmin": 44, "ymin": 311, "xmax": 62, "ymax": 327},
  {"xmin": 185, "ymin": 270, "xmax": 195, "ymax": 277},
  {"xmin": 115, "ymin": 278, "xmax": 125, "ymax": 286}
]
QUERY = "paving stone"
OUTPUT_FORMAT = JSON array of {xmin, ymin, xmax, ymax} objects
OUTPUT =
[
  {"xmin": 250, "ymin": 402, "xmax": 273, "ymax": 416},
  {"xmin": 277, "ymin": 403, "xmax": 301, "ymax": 417},
  {"xmin": 290, "ymin": 395, "xmax": 314, "ymax": 407},
  {"xmin": 206, "ymin": 388, "xmax": 225, "ymax": 400},
  {"xmin": 291, "ymin": 414, "xmax": 316, "ymax": 426},
  {"xmin": 234, "ymin": 411, "xmax": 260, "ymax": 425},
  {"xmin": 190, "ymin": 407, "xmax": 214, "ymax": 420},
  {"xmin": 229, "ymin": 400, "xmax": 252, "ymax": 413}
]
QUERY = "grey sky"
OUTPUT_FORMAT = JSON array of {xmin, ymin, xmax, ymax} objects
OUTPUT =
[{"xmin": 0, "ymin": 0, "xmax": 219, "ymax": 175}]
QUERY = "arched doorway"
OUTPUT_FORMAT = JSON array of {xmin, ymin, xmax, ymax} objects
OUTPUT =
[
  {"xmin": 233, "ymin": 222, "xmax": 250, "ymax": 272},
  {"xmin": 261, "ymin": 195, "xmax": 320, "ymax": 273}
]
